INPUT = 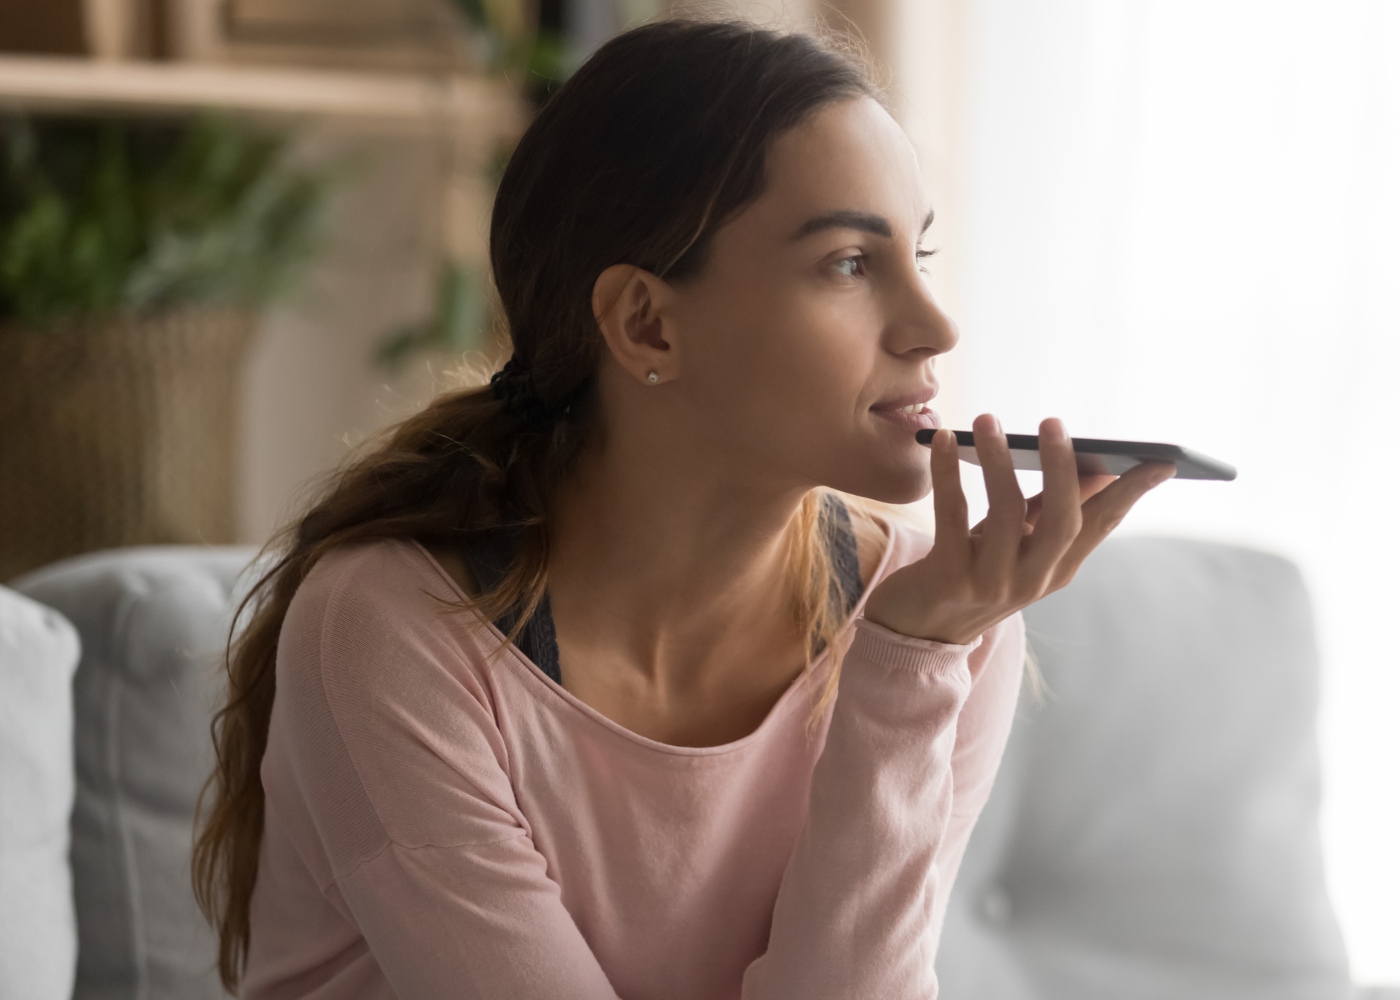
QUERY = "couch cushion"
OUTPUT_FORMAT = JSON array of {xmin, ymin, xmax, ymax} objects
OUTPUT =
[
  {"xmin": 937, "ymin": 536, "xmax": 1352, "ymax": 1000},
  {"xmin": 0, "ymin": 585, "xmax": 80, "ymax": 1000},
  {"xmin": 16, "ymin": 546, "xmax": 259, "ymax": 1000}
]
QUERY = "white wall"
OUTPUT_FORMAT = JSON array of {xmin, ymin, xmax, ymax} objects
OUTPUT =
[{"xmin": 236, "ymin": 128, "xmax": 485, "ymax": 545}]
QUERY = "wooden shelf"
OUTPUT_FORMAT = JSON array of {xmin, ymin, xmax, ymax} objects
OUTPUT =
[{"xmin": 0, "ymin": 54, "xmax": 524, "ymax": 135}]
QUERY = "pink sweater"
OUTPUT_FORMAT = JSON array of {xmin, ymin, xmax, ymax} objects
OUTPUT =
[{"xmin": 242, "ymin": 514, "xmax": 1026, "ymax": 1000}]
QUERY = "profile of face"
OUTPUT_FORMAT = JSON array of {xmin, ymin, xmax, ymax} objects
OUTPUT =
[{"xmin": 593, "ymin": 96, "xmax": 958, "ymax": 506}]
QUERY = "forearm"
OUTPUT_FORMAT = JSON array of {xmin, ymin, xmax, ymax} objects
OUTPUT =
[{"xmin": 741, "ymin": 617, "xmax": 982, "ymax": 999}]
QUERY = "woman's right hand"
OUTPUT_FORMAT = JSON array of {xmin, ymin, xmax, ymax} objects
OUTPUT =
[{"xmin": 862, "ymin": 414, "xmax": 1176, "ymax": 645}]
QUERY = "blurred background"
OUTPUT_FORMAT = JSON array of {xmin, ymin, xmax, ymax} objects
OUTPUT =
[{"xmin": 0, "ymin": 0, "xmax": 1394, "ymax": 985}]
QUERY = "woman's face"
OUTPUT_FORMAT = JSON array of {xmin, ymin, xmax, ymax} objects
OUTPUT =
[{"xmin": 666, "ymin": 96, "xmax": 957, "ymax": 505}]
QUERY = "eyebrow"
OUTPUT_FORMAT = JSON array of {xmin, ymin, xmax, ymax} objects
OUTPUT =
[{"xmin": 789, "ymin": 208, "xmax": 935, "ymax": 241}]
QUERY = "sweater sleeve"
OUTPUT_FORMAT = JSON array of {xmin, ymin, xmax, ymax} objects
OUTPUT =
[{"xmin": 741, "ymin": 611, "xmax": 1025, "ymax": 999}]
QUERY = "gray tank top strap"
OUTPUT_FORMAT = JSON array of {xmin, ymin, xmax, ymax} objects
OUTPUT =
[
  {"xmin": 824, "ymin": 491, "xmax": 864, "ymax": 619},
  {"xmin": 459, "ymin": 493, "xmax": 864, "ymax": 686},
  {"xmin": 457, "ymin": 527, "xmax": 564, "ymax": 683}
]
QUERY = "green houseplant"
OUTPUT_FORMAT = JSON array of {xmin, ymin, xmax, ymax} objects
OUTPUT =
[
  {"xmin": 376, "ymin": 0, "xmax": 572, "ymax": 370},
  {"xmin": 0, "ymin": 113, "xmax": 332, "ymax": 580}
]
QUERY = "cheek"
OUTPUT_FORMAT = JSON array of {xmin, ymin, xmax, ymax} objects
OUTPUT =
[
  {"xmin": 674, "ymin": 267, "xmax": 930, "ymax": 498},
  {"xmin": 687, "ymin": 289, "xmax": 876, "ymax": 451}
]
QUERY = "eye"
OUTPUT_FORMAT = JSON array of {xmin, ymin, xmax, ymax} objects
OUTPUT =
[
  {"xmin": 916, "ymin": 247, "xmax": 939, "ymax": 274},
  {"xmin": 834, "ymin": 255, "xmax": 865, "ymax": 278}
]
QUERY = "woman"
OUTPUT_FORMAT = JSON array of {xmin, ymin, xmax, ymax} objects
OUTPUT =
[{"xmin": 194, "ymin": 18, "xmax": 1173, "ymax": 1000}]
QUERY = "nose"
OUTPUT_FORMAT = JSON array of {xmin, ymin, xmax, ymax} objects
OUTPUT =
[{"xmin": 887, "ymin": 270, "xmax": 959, "ymax": 358}]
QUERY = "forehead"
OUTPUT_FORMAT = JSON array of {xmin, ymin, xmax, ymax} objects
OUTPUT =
[{"xmin": 736, "ymin": 97, "xmax": 928, "ymax": 242}]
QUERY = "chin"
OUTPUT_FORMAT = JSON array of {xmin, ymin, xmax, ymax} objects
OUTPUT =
[{"xmin": 824, "ymin": 451, "xmax": 932, "ymax": 506}]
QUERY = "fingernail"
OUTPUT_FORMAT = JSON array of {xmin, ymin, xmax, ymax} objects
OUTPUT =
[
  {"xmin": 991, "ymin": 415, "xmax": 1003, "ymax": 434},
  {"xmin": 937, "ymin": 428, "xmax": 957, "ymax": 453},
  {"xmin": 1042, "ymin": 418, "xmax": 1066, "ymax": 443}
]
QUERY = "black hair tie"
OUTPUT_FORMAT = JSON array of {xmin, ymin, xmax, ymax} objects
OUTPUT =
[{"xmin": 488, "ymin": 356, "xmax": 587, "ymax": 429}]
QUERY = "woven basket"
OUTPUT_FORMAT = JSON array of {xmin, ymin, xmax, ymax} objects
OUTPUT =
[{"xmin": 0, "ymin": 309, "xmax": 256, "ymax": 582}]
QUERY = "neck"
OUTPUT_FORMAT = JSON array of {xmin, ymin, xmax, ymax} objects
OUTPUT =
[{"xmin": 546, "ymin": 419, "xmax": 811, "ymax": 696}]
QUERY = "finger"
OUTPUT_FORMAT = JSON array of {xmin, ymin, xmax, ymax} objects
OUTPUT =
[
  {"xmin": 972, "ymin": 413, "xmax": 1026, "ymax": 576},
  {"xmin": 1078, "ymin": 473, "xmax": 1116, "ymax": 504},
  {"xmin": 1024, "ymin": 475, "xmax": 1115, "ymax": 528},
  {"xmin": 1054, "ymin": 461, "xmax": 1176, "ymax": 582},
  {"xmin": 928, "ymin": 428, "xmax": 970, "ymax": 563},
  {"xmin": 1023, "ymin": 418, "xmax": 1081, "ymax": 576},
  {"xmin": 1022, "ymin": 492, "xmax": 1045, "ymax": 528},
  {"xmin": 970, "ymin": 518, "xmax": 1034, "ymax": 538}
]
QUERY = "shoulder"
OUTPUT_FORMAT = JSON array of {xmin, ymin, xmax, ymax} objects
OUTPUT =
[
  {"xmin": 860, "ymin": 507, "xmax": 935, "ymax": 579},
  {"xmin": 286, "ymin": 539, "xmax": 470, "ymax": 647},
  {"xmin": 268, "ymin": 539, "xmax": 526, "ymax": 862},
  {"xmin": 280, "ymin": 538, "xmax": 498, "ymax": 714},
  {"xmin": 294, "ymin": 537, "xmax": 455, "ymax": 614}
]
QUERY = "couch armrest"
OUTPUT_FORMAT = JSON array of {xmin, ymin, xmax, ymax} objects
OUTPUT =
[
  {"xmin": 0, "ymin": 584, "xmax": 80, "ymax": 1000},
  {"xmin": 15, "ymin": 545, "xmax": 260, "ymax": 1000}
]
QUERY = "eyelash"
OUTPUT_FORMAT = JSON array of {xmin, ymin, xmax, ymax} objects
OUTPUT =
[{"xmin": 836, "ymin": 248, "xmax": 939, "ymax": 278}]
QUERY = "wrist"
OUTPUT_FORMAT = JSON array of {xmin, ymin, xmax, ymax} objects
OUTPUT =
[{"xmin": 862, "ymin": 592, "xmax": 980, "ymax": 646}]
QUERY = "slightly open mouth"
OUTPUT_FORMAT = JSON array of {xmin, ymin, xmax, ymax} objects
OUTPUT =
[{"xmin": 871, "ymin": 406, "xmax": 941, "ymax": 430}]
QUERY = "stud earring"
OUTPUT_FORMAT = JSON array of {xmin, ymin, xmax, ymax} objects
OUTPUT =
[{"xmin": 647, "ymin": 371, "xmax": 659, "ymax": 384}]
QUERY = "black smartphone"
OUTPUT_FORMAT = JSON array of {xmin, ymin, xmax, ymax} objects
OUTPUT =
[{"xmin": 913, "ymin": 428, "xmax": 1237, "ymax": 481}]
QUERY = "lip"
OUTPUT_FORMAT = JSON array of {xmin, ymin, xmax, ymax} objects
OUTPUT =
[
  {"xmin": 870, "ymin": 383, "xmax": 940, "ymax": 412},
  {"xmin": 872, "ymin": 407, "xmax": 942, "ymax": 433}
]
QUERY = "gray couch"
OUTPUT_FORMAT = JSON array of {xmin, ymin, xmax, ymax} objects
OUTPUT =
[{"xmin": 1, "ymin": 538, "xmax": 1395, "ymax": 999}]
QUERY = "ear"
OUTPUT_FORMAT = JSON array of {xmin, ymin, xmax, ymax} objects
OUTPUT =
[{"xmin": 592, "ymin": 264, "xmax": 678, "ymax": 386}]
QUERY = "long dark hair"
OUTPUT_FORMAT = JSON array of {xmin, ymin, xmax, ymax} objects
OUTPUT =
[{"xmin": 193, "ymin": 18, "xmax": 885, "ymax": 991}]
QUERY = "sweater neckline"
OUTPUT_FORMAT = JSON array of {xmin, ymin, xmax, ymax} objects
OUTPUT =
[
  {"xmin": 409, "ymin": 504, "xmax": 900, "ymax": 757},
  {"xmin": 469, "ymin": 493, "xmax": 867, "ymax": 686}
]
